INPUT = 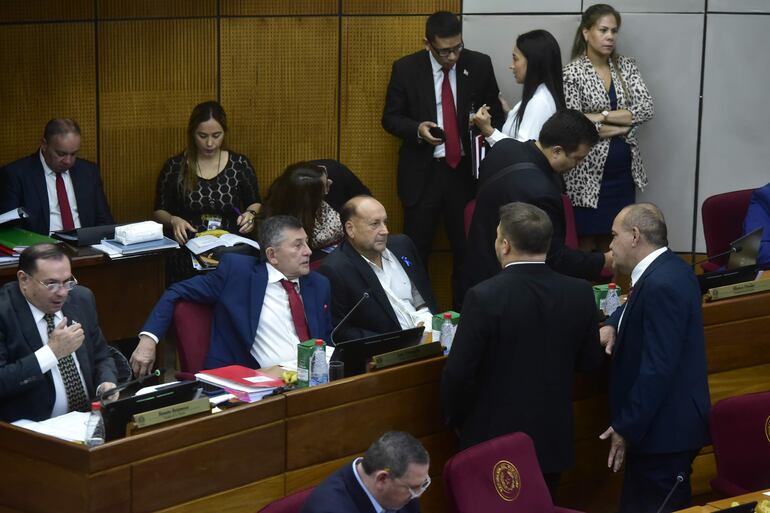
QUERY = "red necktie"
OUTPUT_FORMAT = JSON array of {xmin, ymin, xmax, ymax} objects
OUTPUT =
[
  {"xmin": 55, "ymin": 172, "xmax": 75, "ymax": 231},
  {"xmin": 441, "ymin": 68, "xmax": 461, "ymax": 169},
  {"xmin": 280, "ymin": 279, "xmax": 310, "ymax": 341}
]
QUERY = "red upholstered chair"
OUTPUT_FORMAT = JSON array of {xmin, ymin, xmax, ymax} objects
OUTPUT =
[
  {"xmin": 257, "ymin": 487, "xmax": 314, "ymax": 513},
  {"xmin": 561, "ymin": 194, "xmax": 579, "ymax": 251},
  {"xmin": 701, "ymin": 189, "xmax": 755, "ymax": 272},
  {"xmin": 172, "ymin": 300, "xmax": 214, "ymax": 381},
  {"xmin": 443, "ymin": 432, "xmax": 585, "ymax": 513},
  {"xmin": 709, "ymin": 391, "xmax": 770, "ymax": 496},
  {"xmin": 464, "ymin": 199, "xmax": 477, "ymax": 238}
]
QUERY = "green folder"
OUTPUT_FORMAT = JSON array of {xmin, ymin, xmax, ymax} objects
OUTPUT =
[{"xmin": 0, "ymin": 227, "xmax": 57, "ymax": 252}]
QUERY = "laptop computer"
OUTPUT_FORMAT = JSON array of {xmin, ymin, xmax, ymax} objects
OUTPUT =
[{"xmin": 330, "ymin": 327, "xmax": 425, "ymax": 377}]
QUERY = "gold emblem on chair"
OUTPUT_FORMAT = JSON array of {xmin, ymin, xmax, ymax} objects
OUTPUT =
[
  {"xmin": 766, "ymin": 415, "xmax": 770, "ymax": 443},
  {"xmin": 492, "ymin": 460, "xmax": 521, "ymax": 502}
]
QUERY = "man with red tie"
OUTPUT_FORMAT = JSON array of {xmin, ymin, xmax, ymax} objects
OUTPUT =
[
  {"xmin": 0, "ymin": 119, "xmax": 114, "ymax": 235},
  {"xmin": 131, "ymin": 215, "xmax": 332, "ymax": 376},
  {"xmin": 382, "ymin": 11, "xmax": 503, "ymax": 310}
]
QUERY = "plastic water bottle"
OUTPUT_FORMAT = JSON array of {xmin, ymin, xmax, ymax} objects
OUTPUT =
[
  {"xmin": 85, "ymin": 401, "xmax": 105, "ymax": 447},
  {"xmin": 309, "ymin": 339, "xmax": 329, "ymax": 386},
  {"xmin": 440, "ymin": 313, "xmax": 456, "ymax": 355},
  {"xmin": 604, "ymin": 283, "xmax": 621, "ymax": 316}
]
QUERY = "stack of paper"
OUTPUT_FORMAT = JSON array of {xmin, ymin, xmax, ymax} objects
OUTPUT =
[
  {"xmin": 185, "ymin": 233, "xmax": 259, "ymax": 255},
  {"xmin": 12, "ymin": 411, "xmax": 90, "ymax": 443},
  {"xmin": 196, "ymin": 365, "xmax": 284, "ymax": 403},
  {"xmin": 94, "ymin": 236, "xmax": 179, "ymax": 258}
]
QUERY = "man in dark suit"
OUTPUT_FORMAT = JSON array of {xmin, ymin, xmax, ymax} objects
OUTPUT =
[
  {"xmin": 382, "ymin": 11, "xmax": 503, "ymax": 309},
  {"xmin": 310, "ymin": 159, "xmax": 371, "ymax": 213},
  {"xmin": 0, "ymin": 118, "xmax": 114, "ymax": 235},
  {"xmin": 442, "ymin": 202, "xmax": 603, "ymax": 498},
  {"xmin": 463, "ymin": 110, "xmax": 612, "ymax": 301},
  {"xmin": 318, "ymin": 196, "xmax": 438, "ymax": 342},
  {"xmin": 300, "ymin": 431, "xmax": 429, "ymax": 513},
  {"xmin": 130, "ymin": 215, "xmax": 331, "ymax": 376},
  {"xmin": 600, "ymin": 203, "xmax": 711, "ymax": 513},
  {"xmin": 0, "ymin": 244, "xmax": 117, "ymax": 422}
]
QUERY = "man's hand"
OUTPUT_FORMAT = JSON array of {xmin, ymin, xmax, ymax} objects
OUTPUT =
[
  {"xmin": 603, "ymin": 250, "xmax": 614, "ymax": 272},
  {"xmin": 97, "ymin": 382, "xmax": 119, "ymax": 403},
  {"xmin": 130, "ymin": 335, "xmax": 157, "ymax": 377},
  {"xmin": 600, "ymin": 325, "xmax": 617, "ymax": 355},
  {"xmin": 417, "ymin": 121, "xmax": 443, "ymax": 146},
  {"xmin": 599, "ymin": 426, "xmax": 626, "ymax": 472},
  {"xmin": 47, "ymin": 317, "xmax": 84, "ymax": 359}
]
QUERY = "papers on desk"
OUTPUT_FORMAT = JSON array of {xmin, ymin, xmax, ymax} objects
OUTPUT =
[
  {"xmin": 93, "ymin": 237, "xmax": 179, "ymax": 258},
  {"xmin": 12, "ymin": 411, "xmax": 89, "ymax": 443},
  {"xmin": 196, "ymin": 366, "xmax": 284, "ymax": 403},
  {"xmin": 0, "ymin": 207, "xmax": 29, "ymax": 226},
  {"xmin": 185, "ymin": 233, "xmax": 259, "ymax": 255}
]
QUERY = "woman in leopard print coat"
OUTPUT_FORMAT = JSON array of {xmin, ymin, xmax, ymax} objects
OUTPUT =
[{"xmin": 562, "ymin": 4, "xmax": 654, "ymax": 250}]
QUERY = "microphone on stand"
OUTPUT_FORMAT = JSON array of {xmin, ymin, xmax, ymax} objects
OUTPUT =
[
  {"xmin": 692, "ymin": 245, "xmax": 740, "ymax": 269},
  {"xmin": 330, "ymin": 292, "xmax": 370, "ymax": 346},
  {"xmin": 655, "ymin": 472, "xmax": 685, "ymax": 513},
  {"xmin": 98, "ymin": 369, "xmax": 163, "ymax": 402}
]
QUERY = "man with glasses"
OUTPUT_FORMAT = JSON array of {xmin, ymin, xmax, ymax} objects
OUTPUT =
[
  {"xmin": 300, "ymin": 431, "xmax": 430, "ymax": 513},
  {"xmin": 382, "ymin": 10, "xmax": 503, "ymax": 310},
  {"xmin": 0, "ymin": 243, "xmax": 117, "ymax": 422}
]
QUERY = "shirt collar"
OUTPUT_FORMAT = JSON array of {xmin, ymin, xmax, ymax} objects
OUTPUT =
[
  {"xmin": 428, "ymin": 50, "xmax": 454, "ymax": 75},
  {"xmin": 266, "ymin": 262, "xmax": 296, "ymax": 285},
  {"xmin": 352, "ymin": 457, "xmax": 386, "ymax": 513},
  {"xmin": 504, "ymin": 261, "xmax": 546, "ymax": 268},
  {"xmin": 631, "ymin": 247, "xmax": 668, "ymax": 286},
  {"xmin": 26, "ymin": 299, "xmax": 62, "ymax": 326},
  {"xmin": 39, "ymin": 150, "xmax": 65, "ymax": 177}
]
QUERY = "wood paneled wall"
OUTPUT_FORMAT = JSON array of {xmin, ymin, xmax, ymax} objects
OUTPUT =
[{"xmin": 0, "ymin": 0, "xmax": 460, "ymax": 308}]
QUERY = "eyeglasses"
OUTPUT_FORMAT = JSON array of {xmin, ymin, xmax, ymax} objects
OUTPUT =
[
  {"xmin": 26, "ymin": 272, "xmax": 78, "ymax": 292},
  {"xmin": 430, "ymin": 42, "xmax": 464, "ymax": 58},
  {"xmin": 391, "ymin": 474, "xmax": 431, "ymax": 499}
]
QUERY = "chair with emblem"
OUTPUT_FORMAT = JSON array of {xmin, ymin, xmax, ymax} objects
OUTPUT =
[
  {"xmin": 709, "ymin": 390, "xmax": 770, "ymax": 496},
  {"xmin": 443, "ymin": 431, "xmax": 584, "ymax": 513}
]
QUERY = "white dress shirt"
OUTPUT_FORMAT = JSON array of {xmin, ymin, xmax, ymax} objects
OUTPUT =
[
  {"xmin": 40, "ymin": 151, "xmax": 81, "ymax": 233},
  {"xmin": 486, "ymin": 83, "xmax": 557, "ymax": 146},
  {"xmin": 362, "ymin": 249, "xmax": 433, "ymax": 330},
  {"xmin": 28, "ymin": 302, "xmax": 88, "ymax": 418},
  {"xmin": 428, "ymin": 50, "xmax": 458, "ymax": 159},
  {"xmin": 251, "ymin": 263, "xmax": 304, "ymax": 367},
  {"xmin": 617, "ymin": 247, "xmax": 668, "ymax": 330}
]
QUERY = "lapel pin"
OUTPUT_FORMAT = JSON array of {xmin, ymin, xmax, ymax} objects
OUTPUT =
[
  {"xmin": 463, "ymin": 69, "xmax": 469, "ymax": 76},
  {"xmin": 400, "ymin": 255, "xmax": 412, "ymax": 268}
]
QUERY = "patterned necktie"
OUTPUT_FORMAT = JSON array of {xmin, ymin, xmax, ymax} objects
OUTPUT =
[
  {"xmin": 44, "ymin": 314, "xmax": 89, "ymax": 412},
  {"xmin": 441, "ymin": 68, "xmax": 461, "ymax": 169},
  {"xmin": 280, "ymin": 279, "xmax": 310, "ymax": 342},
  {"xmin": 55, "ymin": 172, "xmax": 75, "ymax": 231}
]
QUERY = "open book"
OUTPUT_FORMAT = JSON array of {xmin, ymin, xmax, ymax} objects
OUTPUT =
[{"xmin": 185, "ymin": 233, "xmax": 260, "ymax": 255}]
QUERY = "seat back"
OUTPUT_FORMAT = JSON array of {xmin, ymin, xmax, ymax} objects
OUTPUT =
[
  {"xmin": 172, "ymin": 300, "xmax": 214, "ymax": 377},
  {"xmin": 561, "ymin": 194, "xmax": 579, "ymax": 250},
  {"xmin": 701, "ymin": 189, "xmax": 755, "ymax": 270},
  {"xmin": 710, "ymin": 391, "xmax": 770, "ymax": 495},
  {"xmin": 443, "ymin": 432, "xmax": 555, "ymax": 513},
  {"xmin": 257, "ymin": 487, "xmax": 314, "ymax": 513}
]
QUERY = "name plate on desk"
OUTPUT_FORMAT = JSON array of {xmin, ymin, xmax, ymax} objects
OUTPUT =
[
  {"xmin": 370, "ymin": 341, "xmax": 443, "ymax": 370},
  {"xmin": 706, "ymin": 279, "xmax": 770, "ymax": 302},
  {"xmin": 130, "ymin": 397, "xmax": 211, "ymax": 430}
]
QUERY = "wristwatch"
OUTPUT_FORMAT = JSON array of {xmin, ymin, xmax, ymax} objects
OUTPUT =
[{"xmin": 601, "ymin": 110, "xmax": 610, "ymax": 121}]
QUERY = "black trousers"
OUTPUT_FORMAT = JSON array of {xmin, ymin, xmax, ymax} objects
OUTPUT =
[
  {"xmin": 619, "ymin": 449, "xmax": 699, "ymax": 513},
  {"xmin": 402, "ymin": 157, "xmax": 475, "ymax": 310}
]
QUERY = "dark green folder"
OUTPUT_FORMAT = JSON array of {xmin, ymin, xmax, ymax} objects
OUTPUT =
[{"xmin": 0, "ymin": 227, "xmax": 57, "ymax": 252}]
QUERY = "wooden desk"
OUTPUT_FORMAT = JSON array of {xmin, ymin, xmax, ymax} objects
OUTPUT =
[
  {"xmin": 707, "ymin": 489, "xmax": 770, "ymax": 509},
  {"xmin": 0, "ymin": 291, "xmax": 768, "ymax": 513},
  {"xmin": 0, "ymin": 250, "xmax": 165, "ymax": 342}
]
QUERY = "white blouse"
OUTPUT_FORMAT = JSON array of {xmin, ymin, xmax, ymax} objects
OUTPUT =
[{"xmin": 486, "ymin": 83, "xmax": 557, "ymax": 146}]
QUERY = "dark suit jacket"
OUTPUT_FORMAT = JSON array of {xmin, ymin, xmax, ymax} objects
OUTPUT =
[
  {"xmin": 142, "ymin": 254, "xmax": 332, "ymax": 369},
  {"xmin": 382, "ymin": 49, "xmax": 503, "ymax": 207},
  {"xmin": 318, "ymin": 235, "xmax": 438, "ymax": 342},
  {"xmin": 300, "ymin": 461, "xmax": 421, "ymax": 513},
  {"xmin": 310, "ymin": 159, "xmax": 371, "ymax": 213},
  {"xmin": 606, "ymin": 249, "xmax": 711, "ymax": 454},
  {"xmin": 0, "ymin": 152, "xmax": 114, "ymax": 235},
  {"xmin": 463, "ymin": 139, "xmax": 605, "ymax": 298},
  {"xmin": 0, "ymin": 282, "xmax": 117, "ymax": 422},
  {"xmin": 442, "ymin": 263, "xmax": 603, "ymax": 473}
]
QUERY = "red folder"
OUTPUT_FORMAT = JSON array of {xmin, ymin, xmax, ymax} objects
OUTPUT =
[{"xmin": 198, "ymin": 365, "xmax": 284, "ymax": 389}]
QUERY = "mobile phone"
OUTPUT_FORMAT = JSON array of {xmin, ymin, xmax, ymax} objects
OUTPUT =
[{"xmin": 428, "ymin": 126, "xmax": 445, "ymax": 141}]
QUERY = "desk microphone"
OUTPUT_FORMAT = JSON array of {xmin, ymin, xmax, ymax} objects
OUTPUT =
[
  {"xmin": 692, "ymin": 245, "xmax": 740, "ymax": 268},
  {"xmin": 655, "ymin": 472, "xmax": 685, "ymax": 513},
  {"xmin": 330, "ymin": 292, "xmax": 370, "ymax": 346},
  {"xmin": 98, "ymin": 369, "xmax": 163, "ymax": 401}
]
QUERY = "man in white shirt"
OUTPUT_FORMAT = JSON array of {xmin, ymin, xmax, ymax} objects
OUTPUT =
[
  {"xmin": 131, "ymin": 215, "xmax": 332, "ymax": 376},
  {"xmin": 0, "ymin": 118, "xmax": 114, "ymax": 235},
  {"xmin": 0, "ymin": 243, "xmax": 117, "ymax": 422},
  {"xmin": 318, "ymin": 196, "xmax": 438, "ymax": 343}
]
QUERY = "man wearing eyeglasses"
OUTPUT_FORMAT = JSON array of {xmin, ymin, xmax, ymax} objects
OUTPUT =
[
  {"xmin": 300, "ymin": 431, "xmax": 430, "ymax": 513},
  {"xmin": 382, "ymin": 10, "xmax": 503, "ymax": 310},
  {"xmin": 0, "ymin": 243, "xmax": 117, "ymax": 423}
]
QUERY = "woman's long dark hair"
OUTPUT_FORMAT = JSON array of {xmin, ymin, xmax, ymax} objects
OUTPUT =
[
  {"xmin": 514, "ymin": 29, "xmax": 566, "ymax": 135},
  {"xmin": 260, "ymin": 162, "xmax": 325, "ymax": 238}
]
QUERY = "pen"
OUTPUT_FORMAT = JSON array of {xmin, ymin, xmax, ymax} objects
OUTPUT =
[{"xmin": 233, "ymin": 207, "xmax": 242, "ymax": 216}]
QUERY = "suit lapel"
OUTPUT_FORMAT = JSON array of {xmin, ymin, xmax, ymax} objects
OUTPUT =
[
  {"xmin": 30, "ymin": 154, "xmax": 51, "ymax": 232},
  {"xmin": 456, "ymin": 53, "xmax": 470, "ymax": 122},
  {"xmin": 250, "ymin": 263, "xmax": 268, "ymax": 346},
  {"xmin": 617, "ymin": 250, "xmax": 672, "ymax": 342},
  {"xmin": 69, "ymin": 162, "xmax": 88, "ymax": 224},
  {"xmin": 8, "ymin": 283, "xmax": 46, "ymax": 353},
  {"xmin": 299, "ymin": 274, "xmax": 318, "ymax": 338},
  {"xmin": 418, "ymin": 52, "xmax": 438, "ymax": 123},
  {"xmin": 342, "ymin": 242, "xmax": 400, "ymax": 327}
]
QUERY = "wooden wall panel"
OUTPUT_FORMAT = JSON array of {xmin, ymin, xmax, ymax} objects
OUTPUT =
[
  {"xmin": 221, "ymin": 0, "xmax": 337, "ymax": 16},
  {"xmin": 343, "ymin": 0, "xmax": 459, "ymax": 14},
  {"xmin": 0, "ymin": 23, "xmax": 96, "ymax": 166},
  {"xmin": 97, "ymin": 0, "xmax": 216, "ymax": 19},
  {"xmin": 98, "ymin": 19, "xmax": 217, "ymax": 223},
  {"xmin": 220, "ymin": 17, "xmax": 338, "ymax": 193},
  {"xmin": 0, "ymin": 0, "xmax": 93, "ymax": 23}
]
